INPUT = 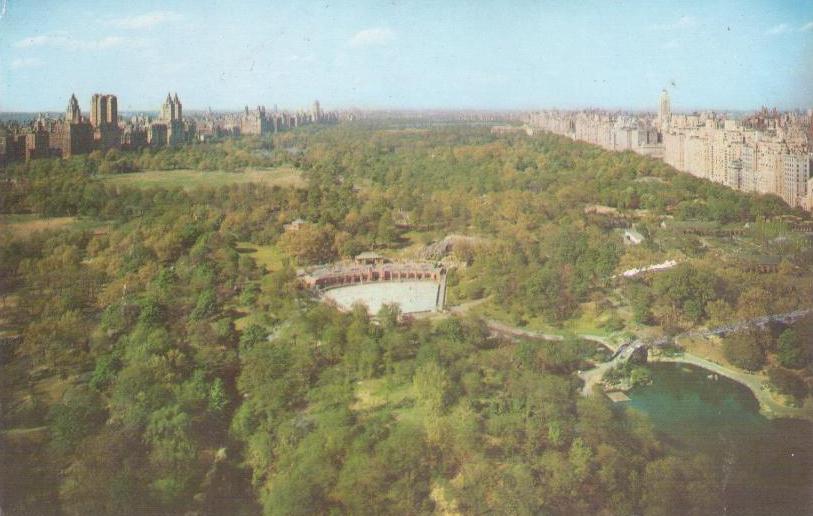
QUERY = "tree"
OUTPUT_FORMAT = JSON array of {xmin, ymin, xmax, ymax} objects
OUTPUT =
[
  {"xmin": 627, "ymin": 282, "xmax": 653, "ymax": 325},
  {"xmin": 413, "ymin": 361, "xmax": 451, "ymax": 413},
  {"xmin": 208, "ymin": 377, "xmax": 228, "ymax": 414},
  {"xmin": 277, "ymin": 224, "xmax": 337, "ymax": 265},
  {"xmin": 376, "ymin": 211, "xmax": 398, "ymax": 245},
  {"xmin": 59, "ymin": 427, "xmax": 153, "ymax": 516},
  {"xmin": 48, "ymin": 386, "xmax": 106, "ymax": 454},
  {"xmin": 705, "ymin": 299, "xmax": 735, "ymax": 327},
  {"xmin": 89, "ymin": 354, "xmax": 121, "ymax": 390},
  {"xmin": 768, "ymin": 367, "xmax": 808, "ymax": 401},
  {"xmin": 191, "ymin": 287, "xmax": 218, "ymax": 320},
  {"xmin": 652, "ymin": 264, "xmax": 719, "ymax": 324},
  {"xmin": 722, "ymin": 331, "xmax": 765, "ymax": 371},
  {"xmin": 377, "ymin": 303, "xmax": 401, "ymax": 329},
  {"xmin": 526, "ymin": 264, "xmax": 576, "ymax": 322},
  {"xmin": 239, "ymin": 324, "xmax": 268, "ymax": 354},
  {"xmin": 144, "ymin": 405, "xmax": 198, "ymax": 505},
  {"xmin": 776, "ymin": 329, "xmax": 807, "ymax": 369}
]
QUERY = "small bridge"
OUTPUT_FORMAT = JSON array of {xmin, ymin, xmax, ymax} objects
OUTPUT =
[{"xmin": 610, "ymin": 308, "xmax": 813, "ymax": 365}]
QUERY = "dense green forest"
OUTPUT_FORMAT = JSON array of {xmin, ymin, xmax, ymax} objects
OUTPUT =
[{"xmin": 1, "ymin": 124, "xmax": 811, "ymax": 515}]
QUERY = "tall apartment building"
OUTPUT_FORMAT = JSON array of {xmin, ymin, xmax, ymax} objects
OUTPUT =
[
  {"xmin": 663, "ymin": 131, "xmax": 685, "ymax": 170},
  {"xmin": 25, "ymin": 118, "xmax": 50, "ymax": 160},
  {"xmin": 159, "ymin": 92, "xmax": 185, "ymax": 146},
  {"xmin": 724, "ymin": 141, "xmax": 745, "ymax": 190},
  {"xmin": 147, "ymin": 123, "xmax": 168, "ymax": 147},
  {"xmin": 528, "ymin": 90, "xmax": 812, "ymax": 212},
  {"xmin": 58, "ymin": 94, "xmax": 93, "ymax": 157},
  {"xmin": 783, "ymin": 154, "xmax": 812, "ymax": 208},
  {"xmin": 0, "ymin": 128, "xmax": 8, "ymax": 165},
  {"xmin": 806, "ymin": 176, "xmax": 813, "ymax": 211},
  {"xmin": 90, "ymin": 93, "xmax": 121, "ymax": 151},
  {"xmin": 740, "ymin": 145, "xmax": 758, "ymax": 192},
  {"xmin": 240, "ymin": 106, "xmax": 272, "ymax": 135},
  {"xmin": 755, "ymin": 143, "xmax": 783, "ymax": 195},
  {"xmin": 658, "ymin": 89, "xmax": 671, "ymax": 130},
  {"xmin": 709, "ymin": 130, "xmax": 728, "ymax": 184},
  {"xmin": 682, "ymin": 133, "xmax": 703, "ymax": 178},
  {"xmin": 312, "ymin": 100, "xmax": 322, "ymax": 123},
  {"xmin": 91, "ymin": 93, "xmax": 117, "ymax": 126}
]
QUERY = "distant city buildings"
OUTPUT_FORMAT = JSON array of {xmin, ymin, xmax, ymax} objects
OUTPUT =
[
  {"xmin": 528, "ymin": 91, "xmax": 813, "ymax": 212},
  {"xmin": 231, "ymin": 100, "xmax": 338, "ymax": 137},
  {"xmin": 0, "ymin": 93, "xmax": 338, "ymax": 166}
]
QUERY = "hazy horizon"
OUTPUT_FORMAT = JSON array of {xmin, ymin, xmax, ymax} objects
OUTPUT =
[
  {"xmin": 0, "ymin": 104, "xmax": 804, "ymax": 117},
  {"xmin": 1, "ymin": 0, "xmax": 812, "ymax": 112}
]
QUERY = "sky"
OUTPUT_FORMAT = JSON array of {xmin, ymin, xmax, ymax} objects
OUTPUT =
[{"xmin": 0, "ymin": 0, "xmax": 811, "ymax": 112}]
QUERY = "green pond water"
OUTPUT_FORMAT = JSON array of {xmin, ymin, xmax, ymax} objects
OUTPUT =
[{"xmin": 628, "ymin": 362, "xmax": 813, "ymax": 516}]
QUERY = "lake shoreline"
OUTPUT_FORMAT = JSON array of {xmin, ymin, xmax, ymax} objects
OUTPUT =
[{"xmin": 651, "ymin": 353, "xmax": 813, "ymax": 422}]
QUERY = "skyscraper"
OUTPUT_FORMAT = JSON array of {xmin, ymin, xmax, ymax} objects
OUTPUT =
[
  {"xmin": 91, "ymin": 94, "xmax": 118, "ymax": 127},
  {"xmin": 89, "ymin": 93, "xmax": 121, "ymax": 150},
  {"xmin": 173, "ymin": 93, "xmax": 182, "ymax": 122},
  {"xmin": 312, "ymin": 100, "xmax": 322, "ymax": 122},
  {"xmin": 658, "ymin": 89, "xmax": 671, "ymax": 130},
  {"xmin": 66, "ymin": 94, "xmax": 81, "ymax": 124},
  {"xmin": 159, "ymin": 92, "xmax": 185, "ymax": 146},
  {"xmin": 161, "ymin": 93, "xmax": 183, "ymax": 122},
  {"xmin": 61, "ymin": 93, "xmax": 93, "ymax": 157}
]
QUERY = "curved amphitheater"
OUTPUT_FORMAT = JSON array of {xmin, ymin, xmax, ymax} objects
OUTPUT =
[{"xmin": 300, "ymin": 253, "xmax": 447, "ymax": 314}]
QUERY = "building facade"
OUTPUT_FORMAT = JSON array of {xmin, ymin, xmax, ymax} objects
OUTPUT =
[
  {"xmin": 529, "ymin": 92, "xmax": 813, "ymax": 211},
  {"xmin": 91, "ymin": 93, "xmax": 121, "ymax": 151}
]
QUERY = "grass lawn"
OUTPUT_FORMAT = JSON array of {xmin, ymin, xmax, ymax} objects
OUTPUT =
[
  {"xmin": 352, "ymin": 377, "xmax": 415, "ymax": 412},
  {"xmin": 0, "ymin": 214, "xmax": 77, "ymax": 238},
  {"xmin": 100, "ymin": 166, "xmax": 306, "ymax": 190},
  {"xmin": 236, "ymin": 242, "xmax": 287, "ymax": 272},
  {"xmin": 676, "ymin": 334, "xmax": 728, "ymax": 364},
  {"xmin": 231, "ymin": 242, "xmax": 288, "ymax": 330},
  {"xmin": 469, "ymin": 299, "xmax": 617, "ymax": 338},
  {"xmin": 1, "ymin": 426, "xmax": 49, "ymax": 446}
]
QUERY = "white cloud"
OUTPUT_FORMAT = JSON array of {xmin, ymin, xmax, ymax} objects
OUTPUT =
[
  {"xmin": 13, "ymin": 32, "xmax": 140, "ymax": 50},
  {"xmin": 107, "ymin": 10, "xmax": 182, "ymax": 30},
  {"xmin": 801, "ymin": 21, "xmax": 813, "ymax": 32},
  {"xmin": 10, "ymin": 57, "xmax": 42, "ymax": 69},
  {"xmin": 650, "ymin": 16, "xmax": 697, "ymax": 31},
  {"xmin": 349, "ymin": 27, "xmax": 396, "ymax": 48},
  {"xmin": 766, "ymin": 23, "xmax": 791, "ymax": 35}
]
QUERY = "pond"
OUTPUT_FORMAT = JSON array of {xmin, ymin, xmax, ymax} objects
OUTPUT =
[{"xmin": 628, "ymin": 362, "xmax": 813, "ymax": 515}]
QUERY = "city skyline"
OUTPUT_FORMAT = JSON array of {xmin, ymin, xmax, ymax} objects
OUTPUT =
[{"xmin": 1, "ymin": 0, "xmax": 812, "ymax": 112}]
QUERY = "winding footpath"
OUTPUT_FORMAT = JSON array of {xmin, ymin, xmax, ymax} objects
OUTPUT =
[{"xmin": 448, "ymin": 299, "xmax": 615, "ymax": 349}]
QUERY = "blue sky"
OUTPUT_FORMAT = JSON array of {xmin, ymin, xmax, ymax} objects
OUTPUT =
[{"xmin": 0, "ymin": 0, "xmax": 811, "ymax": 112}]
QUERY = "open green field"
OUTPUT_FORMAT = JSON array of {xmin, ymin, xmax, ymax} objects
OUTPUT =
[
  {"xmin": 352, "ymin": 377, "xmax": 415, "ymax": 412},
  {"xmin": 100, "ymin": 166, "xmax": 306, "ymax": 190},
  {"xmin": 236, "ymin": 242, "xmax": 287, "ymax": 271},
  {"xmin": 469, "ymin": 299, "xmax": 619, "ymax": 339},
  {"xmin": 0, "ymin": 215, "xmax": 107, "ymax": 240},
  {"xmin": 231, "ymin": 242, "xmax": 288, "ymax": 331},
  {"xmin": 0, "ymin": 215, "xmax": 77, "ymax": 238}
]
